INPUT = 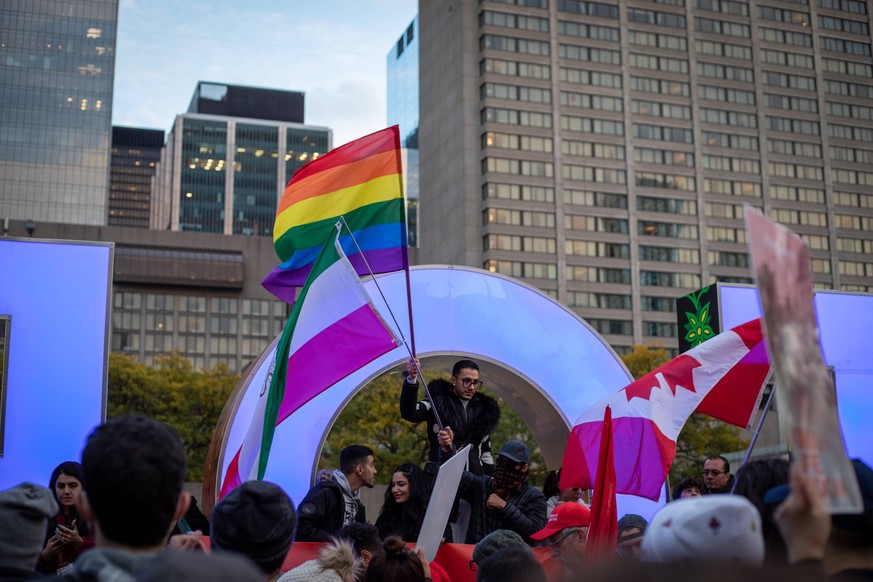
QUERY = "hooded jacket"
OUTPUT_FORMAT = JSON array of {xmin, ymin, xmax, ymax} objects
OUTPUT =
[
  {"xmin": 278, "ymin": 539, "xmax": 359, "ymax": 582},
  {"xmin": 295, "ymin": 472, "xmax": 366, "ymax": 542},
  {"xmin": 401, "ymin": 378, "xmax": 500, "ymax": 475}
]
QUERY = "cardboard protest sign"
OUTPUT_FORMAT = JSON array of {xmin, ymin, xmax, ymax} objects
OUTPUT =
[{"xmin": 745, "ymin": 206, "xmax": 861, "ymax": 513}]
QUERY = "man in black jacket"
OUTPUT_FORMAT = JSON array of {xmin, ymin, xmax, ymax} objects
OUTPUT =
[
  {"xmin": 401, "ymin": 358, "xmax": 500, "ymax": 475},
  {"xmin": 295, "ymin": 445, "xmax": 376, "ymax": 542},
  {"xmin": 439, "ymin": 429, "xmax": 547, "ymax": 544}
]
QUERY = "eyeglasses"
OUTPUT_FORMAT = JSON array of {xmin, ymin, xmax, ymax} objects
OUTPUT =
[
  {"xmin": 547, "ymin": 528, "xmax": 578, "ymax": 549},
  {"xmin": 469, "ymin": 560, "xmax": 477, "ymax": 572},
  {"xmin": 702, "ymin": 470, "xmax": 726, "ymax": 476},
  {"xmin": 458, "ymin": 377, "xmax": 483, "ymax": 388}
]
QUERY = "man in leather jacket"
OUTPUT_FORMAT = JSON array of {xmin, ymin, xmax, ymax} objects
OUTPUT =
[{"xmin": 401, "ymin": 358, "xmax": 500, "ymax": 475}]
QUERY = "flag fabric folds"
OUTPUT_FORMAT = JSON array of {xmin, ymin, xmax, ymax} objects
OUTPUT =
[
  {"xmin": 221, "ymin": 227, "xmax": 400, "ymax": 498},
  {"xmin": 262, "ymin": 126, "xmax": 408, "ymax": 303},
  {"xmin": 585, "ymin": 405, "xmax": 618, "ymax": 557},
  {"xmin": 561, "ymin": 319, "xmax": 769, "ymax": 501}
]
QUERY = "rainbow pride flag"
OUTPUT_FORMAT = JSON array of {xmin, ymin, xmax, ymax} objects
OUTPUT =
[{"xmin": 262, "ymin": 126, "xmax": 408, "ymax": 303}]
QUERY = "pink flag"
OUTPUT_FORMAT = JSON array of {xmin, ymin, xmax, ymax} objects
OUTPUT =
[
  {"xmin": 561, "ymin": 319, "xmax": 769, "ymax": 501},
  {"xmin": 220, "ymin": 227, "xmax": 399, "ymax": 498}
]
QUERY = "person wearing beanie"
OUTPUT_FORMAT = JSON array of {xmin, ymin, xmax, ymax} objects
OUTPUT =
[
  {"xmin": 530, "ymin": 502, "xmax": 591, "ymax": 581},
  {"xmin": 616, "ymin": 514, "xmax": 648, "ymax": 560},
  {"xmin": 211, "ymin": 480, "xmax": 297, "ymax": 579},
  {"xmin": 438, "ymin": 429, "xmax": 547, "ymax": 544},
  {"xmin": 640, "ymin": 495, "xmax": 764, "ymax": 566},
  {"xmin": 0, "ymin": 482, "xmax": 58, "ymax": 580},
  {"xmin": 278, "ymin": 538, "xmax": 359, "ymax": 582},
  {"xmin": 472, "ymin": 529, "xmax": 531, "ymax": 566}
]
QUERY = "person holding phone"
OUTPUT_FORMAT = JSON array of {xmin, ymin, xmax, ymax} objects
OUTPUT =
[{"xmin": 36, "ymin": 461, "xmax": 94, "ymax": 574}]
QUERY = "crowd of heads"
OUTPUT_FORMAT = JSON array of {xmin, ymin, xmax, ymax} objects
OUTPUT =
[{"xmin": 3, "ymin": 359, "xmax": 873, "ymax": 582}]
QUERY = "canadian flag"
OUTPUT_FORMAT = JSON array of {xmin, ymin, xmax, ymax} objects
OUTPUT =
[{"xmin": 561, "ymin": 319, "xmax": 769, "ymax": 501}]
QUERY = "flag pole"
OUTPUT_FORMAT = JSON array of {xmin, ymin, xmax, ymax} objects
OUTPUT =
[
  {"xmin": 337, "ymin": 216, "xmax": 444, "ymax": 430},
  {"xmin": 730, "ymin": 372, "xmax": 776, "ymax": 494}
]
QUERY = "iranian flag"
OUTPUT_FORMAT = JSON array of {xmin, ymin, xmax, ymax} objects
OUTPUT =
[
  {"xmin": 561, "ymin": 319, "xmax": 769, "ymax": 501},
  {"xmin": 220, "ymin": 225, "xmax": 399, "ymax": 497}
]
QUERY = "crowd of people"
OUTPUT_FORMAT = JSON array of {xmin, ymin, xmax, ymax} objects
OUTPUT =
[{"xmin": 2, "ymin": 358, "xmax": 871, "ymax": 581}]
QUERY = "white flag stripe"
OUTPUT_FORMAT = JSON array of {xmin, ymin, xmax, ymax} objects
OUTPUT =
[
  {"xmin": 575, "ymin": 329, "xmax": 751, "ymax": 441},
  {"xmin": 288, "ymin": 257, "xmax": 370, "ymax": 354}
]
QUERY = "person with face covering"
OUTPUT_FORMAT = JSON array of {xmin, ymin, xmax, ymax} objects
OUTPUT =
[
  {"xmin": 36, "ymin": 461, "xmax": 95, "ymax": 574},
  {"xmin": 439, "ymin": 428, "xmax": 546, "ymax": 544},
  {"xmin": 375, "ymin": 463, "xmax": 430, "ymax": 542}
]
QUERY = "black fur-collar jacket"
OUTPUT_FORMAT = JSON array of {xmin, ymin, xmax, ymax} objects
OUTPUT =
[{"xmin": 401, "ymin": 378, "xmax": 501, "ymax": 475}]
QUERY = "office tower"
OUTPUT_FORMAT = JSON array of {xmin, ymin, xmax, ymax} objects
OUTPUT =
[
  {"xmin": 419, "ymin": 0, "xmax": 873, "ymax": 353},
  {"xmin": 152, "ymin": 82, "xmax": 331, "ymax": 236},
  {"xmin": 387, "ymin": 18, "xmax": 421, "ymax": 247},
  {"xmin": 109, "ymin": 126, "xmax": 164, "ymax": 228},
  {"xmin": 0, "ymin": 0, "xmax": 118, "ymax": 226}
]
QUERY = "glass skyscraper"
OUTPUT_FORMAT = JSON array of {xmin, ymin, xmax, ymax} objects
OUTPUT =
[
  {"xmin": 387, "ymin": 18, "xmax": 420, "ymax": 247},
  {"xmin": 0, "ymin": 0, "xmax": 118, "ymax": 225},
  {"xmin": 152, "ymin": 83, "xmax": 331, "ymax": 236},
  {"xmin": 109, "ymin": 126, "xmax": 164, "ymax": 228}
]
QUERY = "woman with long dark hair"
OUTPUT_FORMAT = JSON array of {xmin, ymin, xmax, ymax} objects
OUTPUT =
[
  {"xmin": 36, "ymin": 461, "xmax": 94, "ymax": 574},
  {"xmin": 374, "ymin": 463, "xmax": 430, "ymax": 542}
]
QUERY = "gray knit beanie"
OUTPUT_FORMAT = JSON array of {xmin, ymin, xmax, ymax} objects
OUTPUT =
[
  {"xmin": 0, "ymin": 482, "xmax": 59, "ymax": 570},
  {"xmin": 473, "ymin": 529, "xmax": 531, "ymax": 563},
  {"xmin": 211, "ymin": 480, "xmax": 297, "ymax": 574}
]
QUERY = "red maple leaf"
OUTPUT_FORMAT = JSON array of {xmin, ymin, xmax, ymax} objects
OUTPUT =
[{"xmin": 624, "ymin": 355, "xmax": 701, "ymax": 401}]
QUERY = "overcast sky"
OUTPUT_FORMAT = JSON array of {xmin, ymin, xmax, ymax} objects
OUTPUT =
[{"xmin": 112, "ymin": 0, "xmax": 417, "ymax": 147}]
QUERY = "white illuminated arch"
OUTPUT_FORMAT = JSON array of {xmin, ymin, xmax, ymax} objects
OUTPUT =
[{"xmin": 212, "ymin": 266, "xmax": 664, "ymax": 517}]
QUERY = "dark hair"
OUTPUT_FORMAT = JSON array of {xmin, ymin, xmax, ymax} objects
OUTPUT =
[
  {"xmin": 340, "ymin": 445, "xmax": 375, "ymax": 475},
  {"xmin": 365, "ymin": 536, "xmax": 425, "ymax": 582},
  {"xmin": 705, "ymin": 455, "xmax": 730, "ymax": 473},
  {"xmin": 671, "ymin": 476, "xmax": 705, "ymax": 501},
  {"xmin": 375, "ymin": 463, "xmax": 429, "ymax": 541},
  {"xmin": 543, "ymin": 469, "xmax": 561, "ymax": 499},
  {"xmin": 476, "ymin": 546, "xmax": 547, "ymax": 582},
  {"xmin": 452, "ymin": 359, "xmax": 479, "ymax": 377},
  {"xmin": 48, "ymin": 461, "xmax": 89, "ymax": 537},
  {"xmin": 81, "ymin": 416, "xmax": 187, "ymax": 547},
  {"xmin": 734, "ymin": 458, "xmax": 790, "ymax": 563},
  {"xmin": 336, "ymin": 522, "xmax": 382, "ymax": 556}
]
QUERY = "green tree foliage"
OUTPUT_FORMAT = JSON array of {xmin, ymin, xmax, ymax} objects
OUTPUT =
[
  {"xmin": 621, "ymin": 344, "xmax": 670, "ymax": 380},
  {"xmin": 619, "ymin": 345, "xmax": 749, "ymax": 487},
  {"xmin": 107, "ymin": 352, "xmax": 239, "ymax": 482},
  {"xmin": 321, "ymin": 370, "xmax": 546, "ymax": 485}
]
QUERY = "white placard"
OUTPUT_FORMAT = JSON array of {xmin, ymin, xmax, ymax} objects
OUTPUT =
[{"xmin": 415, "ymin": 444, "xmax": 471, "ymax": 561}]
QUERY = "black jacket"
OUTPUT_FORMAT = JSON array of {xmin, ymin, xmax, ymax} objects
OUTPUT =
[
  {"xmin": 400, "ymin": 378, "xmax": 500, "ymax": 475},
  {"xmin": 457, "ymin": 471, "xmax": 547, "ymax": 545},
  {"xmin": 295, "ymin": 477, "xmax": 366, "ymax": 542}
]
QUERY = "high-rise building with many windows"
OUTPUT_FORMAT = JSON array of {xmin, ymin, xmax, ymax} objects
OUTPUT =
[
  {"xmin": 0, "ymin": 0, "xmax": 118, "ymax": 226},
  {"xmin": 419, "ymin": 0, "xmax": 873, "ymax": 353},
  {"xmin": 387, "ymin": 18, "xmax": 421, "ymax": 247},
  {"xmin": 152, "ymin": 82, "xmax": 331, "ymax": 236},
  {"xmin": 109, "ymin": 126, "xmax": 164, "ymax": 228}
]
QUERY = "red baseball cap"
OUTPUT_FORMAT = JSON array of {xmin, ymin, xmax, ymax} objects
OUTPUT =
[{"xmin": 530, "ymin": 503, "xmax": 591, "ymax": 541}]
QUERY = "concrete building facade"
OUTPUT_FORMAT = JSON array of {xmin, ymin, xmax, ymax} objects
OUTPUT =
[
  {"xmin": 3, "ymin": 219, "xmax": 285, "ymax": 372},
  {"xmin": 419, "ymin": 0, "xmax": 873, "ymax": 353}
]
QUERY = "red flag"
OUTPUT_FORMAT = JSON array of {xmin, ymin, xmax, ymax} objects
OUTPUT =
[
  {"xmin": 561, "ymin": 319, "xmax": 769, "ymax": 500},
  {"xmin": 585, "ymin": 405, "xmax": 618, "ymax": 557}
]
